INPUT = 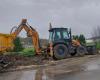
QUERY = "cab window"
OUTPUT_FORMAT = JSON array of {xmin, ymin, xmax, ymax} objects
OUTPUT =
[
  {"xmin": 62, "ymin": 31, "xmax": 69, "ymax": 39},
  {"xmin": 54, "ymin": 31, "xmax": 61, "ymax": 40}
]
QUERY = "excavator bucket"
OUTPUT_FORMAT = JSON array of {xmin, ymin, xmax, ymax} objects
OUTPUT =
[{"xmin": 21, "ymin": 19, "xmax": 27, "ymax": 24}]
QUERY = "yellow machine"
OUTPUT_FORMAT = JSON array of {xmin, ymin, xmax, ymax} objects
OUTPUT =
[
  {"xmin": 0, "ymin": 33, "xmax": 14, "ymax": 52},
  {"xmin": 0, "ymin": 19, "xmax": 41, "ymax": 54}
]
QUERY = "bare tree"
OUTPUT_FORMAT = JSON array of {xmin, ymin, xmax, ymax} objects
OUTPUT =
[
  {"xmin": 92, "ymin": 26, "xmax": 100, "ymax": 50},
  {"xmin": 92, "ymin": 26, "xmax": 100, "ymax": 42}
]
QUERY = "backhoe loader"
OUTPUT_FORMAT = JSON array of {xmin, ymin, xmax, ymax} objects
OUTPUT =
[
  {"xmin": 12, "ymin": 19, "xmax": 88, "ymax": 60},
  {"xmin": 0, "ymin": 19, "xmax": 96, "ymax": 60}
]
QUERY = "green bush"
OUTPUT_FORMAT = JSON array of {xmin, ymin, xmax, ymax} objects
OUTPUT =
[
  {"xmin": 73, "ymin": 34, "xmax": 86, "ymax": 45},
  {"xmin": 20, "ymin": 48, "xmax": 36, "ymax": 57},
  {"xmin": 13, "ymin": 37, "xmax": 23, "ymax": 52},
  {"xmin": 96, "ymin": 42, "xmax": 100, "ymax": 49}
]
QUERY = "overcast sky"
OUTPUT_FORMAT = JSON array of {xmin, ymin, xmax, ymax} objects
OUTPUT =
[{"xmin": 0, "ymin": 0, "xmax": 100, "ymax": 39}]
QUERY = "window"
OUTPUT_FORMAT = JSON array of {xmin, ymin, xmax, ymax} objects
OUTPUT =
[
  {"xmin": 54, "ymin": 31, "xmax": 61, "ymax": 40},
  {"xmin": 49, "ymin": 32, "xmax": 53, "ymax": 42},
  {"xmin": 63, "ymin": 31, "xmax": 69, "ymax": 39}
]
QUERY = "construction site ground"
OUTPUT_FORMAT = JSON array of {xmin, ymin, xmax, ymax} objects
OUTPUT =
[{"xmin": 0, "ymin": 53, "xmax": 100, "ymax": 80}]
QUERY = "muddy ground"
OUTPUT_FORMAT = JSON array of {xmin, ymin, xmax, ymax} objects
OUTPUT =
[
  {"xmin": 0, "ymin": 54, "xmax": 50, "ymax": 72},
  {"xmin": 0, "ymin": 53, "xmax": 100, "ymax": 71},
  {"xmin": 0, "ymin": 54, "xmax": 100, "ymax": 80}
]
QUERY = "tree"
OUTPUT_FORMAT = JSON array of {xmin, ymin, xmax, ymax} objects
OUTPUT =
[
  {"xmin": 13, "ymin": 37, "xmax": 23, "ymax": 52},
  {"xmin": 92, "ymin": 26, "xmax": 100, "ymax": 49},
  {"xmin": 92, "ymin": 26, "xmax": 100, "ymax": 42},
  {"xmin": 73, "ymin": 35, "xmax": 79, "ymax": 40},
  {"xmin": 79, "ymin": 34, "xmax": 86, "ymax": 44},
  {"xmin": 73, "ymin": 34, "xmax": 86, "ymax": 45}
]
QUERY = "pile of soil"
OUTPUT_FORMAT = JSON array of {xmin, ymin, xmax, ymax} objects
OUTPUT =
[{"xmin": 0, "ymin": 54, "xmax": 49, "ymax": 72}]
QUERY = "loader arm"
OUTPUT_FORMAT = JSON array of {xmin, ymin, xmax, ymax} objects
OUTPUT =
[
  {"xmin": 10, "ymin": 19, "xmax": 41, "ymax": 54},
  {"xmin": 22, "ymin": 25, "xmax": 41, "ymax": 54}
]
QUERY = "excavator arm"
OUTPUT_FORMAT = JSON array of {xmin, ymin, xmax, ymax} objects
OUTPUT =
[{"xmin": 10, "ymin": 19, "xmax": 41, "ymax": 54}]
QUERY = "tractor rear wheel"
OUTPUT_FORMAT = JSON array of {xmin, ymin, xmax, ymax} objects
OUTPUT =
[{"xmin": 53, "ymin": 44, "xmax": 70, "ymax": 60}]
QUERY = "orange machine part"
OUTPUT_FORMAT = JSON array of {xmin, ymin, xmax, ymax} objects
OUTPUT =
[{"xmin": 0, "ymin": 33, "xmax": 14, "ymax": 52}]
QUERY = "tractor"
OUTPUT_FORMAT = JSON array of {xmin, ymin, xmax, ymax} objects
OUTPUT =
[{"xmin": 48, "ymin": 27, "xmax": 88, "ymax": 60}]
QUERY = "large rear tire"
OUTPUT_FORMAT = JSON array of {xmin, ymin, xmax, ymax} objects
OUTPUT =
[
  {"xmin": 76, "ymin": 46, "xmax": 86, "ymax": 57},
  {"xmin": 53, "ymin": 44, "xmax": 70, "ymax": 60}
]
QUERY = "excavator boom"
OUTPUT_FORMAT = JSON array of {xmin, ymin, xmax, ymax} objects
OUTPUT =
[{"xmin": 11, "ymin": 19, "xmax": 41, "ymax": 54}]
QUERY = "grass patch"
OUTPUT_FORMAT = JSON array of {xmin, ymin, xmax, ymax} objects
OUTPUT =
[
  {"xmin": 3, "ymin": 48, "xmax": 36, "ymax": 57},
  {"xmin": 20, "ymin": 48, "xmax": 36, "ymax": 57}
]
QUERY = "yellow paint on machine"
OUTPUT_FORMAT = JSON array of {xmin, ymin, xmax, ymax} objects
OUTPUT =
[{"xmin": 0, "ymin": 33, "xmax": 14, "ymax": 52}]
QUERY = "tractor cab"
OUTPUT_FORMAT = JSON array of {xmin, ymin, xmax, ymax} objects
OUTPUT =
[
  {"xmin": 48, "ymin": 28, "xmax": 73, "ymax": 59},
  {"xmin": 49, "ymin": 28, "xmax": 72, "ymax": 44}
]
